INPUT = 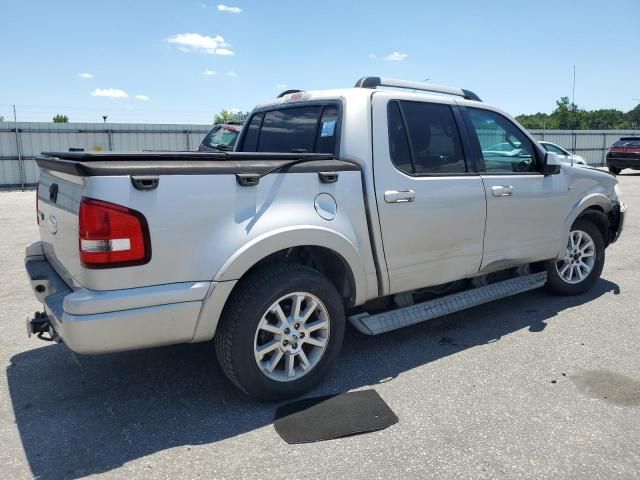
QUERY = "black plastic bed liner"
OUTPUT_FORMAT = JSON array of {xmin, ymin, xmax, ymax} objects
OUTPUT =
[{"xmin": 37, "ymin": 151, "xmax": 360, "ymax": 176}]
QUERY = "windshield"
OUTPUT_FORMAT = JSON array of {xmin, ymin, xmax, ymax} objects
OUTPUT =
[{"xmin": 201, "ymin": 125, "xmax": 240, "ymax": 150}]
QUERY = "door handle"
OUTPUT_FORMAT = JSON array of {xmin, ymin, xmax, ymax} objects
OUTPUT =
[
  {"xmin": 384, "ymin": 189, "xmax": 415, "ymax": 203},
  {"xmin": 491, "ymin": 185, "xmax": 513, "ymax": 197}
]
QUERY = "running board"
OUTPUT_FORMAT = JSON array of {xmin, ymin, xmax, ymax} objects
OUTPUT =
[{"xmin": 349, "ymin": 272, "xmax": 547, "ymax": 335}]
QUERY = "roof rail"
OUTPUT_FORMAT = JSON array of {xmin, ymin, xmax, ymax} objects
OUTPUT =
[
  {"xmin": 354, "ymin": 76, "xmax": 481, "ymax": 102},
  {"xmin": 277, "ymin": 89, "xmax": 303, "ymax": 98}
]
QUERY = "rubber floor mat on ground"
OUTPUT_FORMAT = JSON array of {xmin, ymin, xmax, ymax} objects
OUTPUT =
[{"xmin": 273, "ymin": 389, "xmax": 398, "ymax": 444}]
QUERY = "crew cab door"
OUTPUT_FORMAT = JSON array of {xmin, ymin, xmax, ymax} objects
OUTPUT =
[
  {"xmin": 372, "ymin": 94, "xmax": 487, "ymax": 295},
  {"xmin": 462, "ymin": 106, "xmax": 567, "ymax": 271}
]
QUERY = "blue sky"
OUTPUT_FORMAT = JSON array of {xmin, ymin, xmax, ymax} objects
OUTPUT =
[{"xmin": 1, "ymin": 0, "xmax": 639, "ymax": 124}]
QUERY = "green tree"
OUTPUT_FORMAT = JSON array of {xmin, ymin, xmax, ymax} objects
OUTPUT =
[
  {"xmin": 0, "ymin": 115, "xmax": 4, "ymax": 122},
  {"xmin": 627, "ymin": 104, "xmax": 640, "ymax": 129},
  {"xmin": 515, "ymin": 112, "xmax": 556, "ymax": 129},
  {"xmin": 213, "ymin": 109, "xmax": 248, "ymax": 124},
  {"xmin": 517, "ymin": 98, "xmax": 640, "ymax": 131},
  {"xmin": 53, "ymin": 114, "xmax": 69, "ymax": 123},
  {"xmin": 587, "ymin": 109, "xmax": 626, "ymax": 129}
]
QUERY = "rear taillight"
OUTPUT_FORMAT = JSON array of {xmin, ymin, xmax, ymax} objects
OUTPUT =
[{"xmin": 79, "ymin": 197, "xmax": 151, "ymax": 268}]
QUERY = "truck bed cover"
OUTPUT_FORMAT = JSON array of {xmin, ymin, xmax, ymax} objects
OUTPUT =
[{"xmin": 37, "ymin": 151, "xmax": 359, "ymax": 176}]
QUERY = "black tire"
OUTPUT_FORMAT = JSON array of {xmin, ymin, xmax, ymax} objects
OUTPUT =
[
  {"xmin": 608, "ymin": 166, "xmax": 622, "ymax": 175},
  {"xmin": 214, "ymin": 263, "xmax": 345, "ymax": 401},
  {"xmin": 545, "ymin": 217, "xmax": 605, "ymax": 296}
]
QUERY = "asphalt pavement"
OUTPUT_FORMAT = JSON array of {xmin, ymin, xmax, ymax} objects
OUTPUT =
[{"xmin": 1, "ymin": 174, "xmax": 639, "ymax": 480}]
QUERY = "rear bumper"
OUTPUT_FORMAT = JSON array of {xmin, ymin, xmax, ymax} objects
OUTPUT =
[
  {"xmin": 607, "ymin": 157, "xmax": 640, "ymax": 169},
  {"xmin": 24, "ymin": 242, "xmax": 213, "ymax": 354}
]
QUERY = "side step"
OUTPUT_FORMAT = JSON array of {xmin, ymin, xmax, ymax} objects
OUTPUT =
[{"xmin": 349, "ymin": 272, "xmax": 547, "ymax": 335}]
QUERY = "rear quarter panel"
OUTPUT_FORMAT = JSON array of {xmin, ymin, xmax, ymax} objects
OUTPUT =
[{"xmin": 75, "ymin": 170, "xmax": 376, "ymax": 302}]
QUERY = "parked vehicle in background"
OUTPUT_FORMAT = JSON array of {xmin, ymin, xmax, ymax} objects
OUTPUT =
[
  {"xmin": 607, "ymin": 137, "xmax": 640, "ymax": 174},
  {"xmin": 25, "ymin": 77, "xmax": 625, "ymax": 401},
  {"xmin": 198, "ymin": 123, "xmax": 242, "ymax": 152},
  {"xmin": 539, "ymin": 141, "xmax": 587, "ymax": 166}
]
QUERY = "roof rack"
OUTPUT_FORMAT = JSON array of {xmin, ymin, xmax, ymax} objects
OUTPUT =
[
  {"xmin": 354, "ymin": 76, "xmax": 481, "ymax": 102},
  {"xmin": 277, "ymin": 89, "xmax": 303, "ymax": 98}
]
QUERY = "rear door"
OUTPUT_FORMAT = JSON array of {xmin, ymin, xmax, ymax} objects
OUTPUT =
[
  {"xmin": 463, "ymin": 106, "xmax": 567, "ymax": 271},
  {"xmin": 372, "ymin": 94, "xmax": 487, "ymax": 294}
]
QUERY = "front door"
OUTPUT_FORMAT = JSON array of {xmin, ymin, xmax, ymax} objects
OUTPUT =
[
  {"xmin": 372, "ymin": 94, "xmax": 487, "ymax": 295},
  {"xmin": 463, "ymin": 106, "xmax": 567, "ymax": 272}
]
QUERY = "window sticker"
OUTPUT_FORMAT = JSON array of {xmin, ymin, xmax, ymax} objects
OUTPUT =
[{"xmin": 321, "ymin": 120, "xmax": 336, "ymax": 137}]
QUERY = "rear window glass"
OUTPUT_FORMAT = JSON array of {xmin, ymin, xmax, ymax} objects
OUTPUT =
[
  {"xmin": 240, "ymin": 105, "xmax": 339, "ymax": 154},
  {"xmin": 387, "ymin": 100, "xmax": 466, "ymax": 174},
  {"xmin": 202, "ymin": 125, "xmax": 240, "ymax": 148},
  {"xmin": 242, "ymin": 113, "xmax": 263, "ymax": 152},
  {"xmin": 614, "ymin": 138, "xmax": 640, "ymax": 147}
]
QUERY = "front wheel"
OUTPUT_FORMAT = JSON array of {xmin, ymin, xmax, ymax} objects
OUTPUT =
[
  {"xmin": 545, "ymin": 218, "xmax": 605, "ymax": 296},
  {"xmin": 608, "ymin": 166, "xmax": 622, "ymax": 175},
  {"xmin": 214, "ymin": 264, "xmax": 345, "ymax": 401}
]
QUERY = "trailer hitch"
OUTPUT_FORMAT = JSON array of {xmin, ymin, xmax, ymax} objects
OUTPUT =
[{"xmin": 26, "ymin": 311, "xmax": 59, "ymax": 342}]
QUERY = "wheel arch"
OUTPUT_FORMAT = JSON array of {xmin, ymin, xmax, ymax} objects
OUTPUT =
[
  {"xmin": 192, "ymin": 227, "xmax": 367, "ymax": 342},
  {"xmin": 566, "ymin": 193, "xmax": 614, "ymax": 245},
  {"xmin": 552, "ymin": 193, "xmax": 613, "ymax": 260}
]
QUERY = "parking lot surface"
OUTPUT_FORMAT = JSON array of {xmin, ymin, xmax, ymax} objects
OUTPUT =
[{"xmin": 1, "ymin": 174, "xmax": 639, "ymax": 480}]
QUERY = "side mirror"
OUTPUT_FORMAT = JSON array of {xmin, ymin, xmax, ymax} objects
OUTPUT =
[{"xmin": 543, "ymin": 151, "xmax": 561, "ymax": 175}]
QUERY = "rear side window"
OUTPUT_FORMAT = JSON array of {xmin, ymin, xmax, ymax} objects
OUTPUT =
[
  {"xmin": 388, "ymin": 102, "xmax": 413, "ymax": 173},
  {"xmin": 387, "ymin": 100, "xmax": 466, "ymax": 174},
  {"xmin": 240, "ymin": 104, "xmax": 340, "ymax": 155},
  {"xmin": 315, "ymin": 106, "xmax": 339, "ymax": 154},
  {"xmin": 242, "ymin": 113, "xmax": 263, "ymax": 151}
]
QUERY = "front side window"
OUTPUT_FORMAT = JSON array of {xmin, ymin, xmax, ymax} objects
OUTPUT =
[
  {"xmin": 468, "ymin": 108, "xmax": 538, "ymax": 173},
  {"xmin": 387, "ymin": 100, "xmax": 466, "ymax": 175},
  {"xmin": 240, "ymin": 104, "xmax": 339, "ymax": 155},
  {"xmin": 543, "ymin": 143, "xmax": 567, "ymax": 155}
]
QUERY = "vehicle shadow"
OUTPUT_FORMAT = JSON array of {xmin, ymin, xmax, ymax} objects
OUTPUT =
[{"xmin": 7, "ymin": 279, "xmax": 619, "ymax": 480}]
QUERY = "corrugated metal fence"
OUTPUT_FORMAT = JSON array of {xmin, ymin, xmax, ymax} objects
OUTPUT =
[
  {"xmin": 1, "ymin": 122, "xmax": 639, "ymax": 188},
  {"xmin": 0, "ymin": 122, "xmax": 210, "ymax": 188},
  {"xmin": 529, "ymin": 130, "xmax": 640, "ymax": 166}
]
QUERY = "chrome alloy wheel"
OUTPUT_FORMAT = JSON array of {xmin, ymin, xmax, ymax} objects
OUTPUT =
[
  {"xmin": 253, "ymin": 292, "xmax": 330, "ymax": 382},
  {"xmin": 556, "ymin": 229, "xmax": 596, "ymax": 284}
]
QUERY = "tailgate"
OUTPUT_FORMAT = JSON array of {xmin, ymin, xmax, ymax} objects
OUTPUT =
[{"xmin": 36, "ymin": 169, "xmax": 85, "ymax": 288}]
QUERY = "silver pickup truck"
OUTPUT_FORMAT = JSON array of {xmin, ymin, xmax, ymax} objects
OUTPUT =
[{"xmin": 25, "ymin": 77, "xmax": 625, "ymax": 400}]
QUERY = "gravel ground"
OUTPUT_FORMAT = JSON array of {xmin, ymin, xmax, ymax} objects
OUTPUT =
[{"xmin": 1, "ymin": 175, "xmax": 639, "ymax": 480}]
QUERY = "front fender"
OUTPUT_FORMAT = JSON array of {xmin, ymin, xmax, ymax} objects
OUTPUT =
[
  {"xmin": 214, "ymin": 225, "xmax": 368, "ymax": 305},
  {"xmin": 554, "ymin": 192, "xmax": 613, "ymax": 259},
  {"xmin": 566, "ymin": 193, "xmax": 613, "ymax": 227}
]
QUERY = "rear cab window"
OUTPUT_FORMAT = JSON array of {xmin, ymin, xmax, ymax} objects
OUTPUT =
[
  {"xmin": 238, "ymin": 103, "xmax": 340, "ymax": 155},
  {"xmin": 202, "ymin": 125, "xmax": 240, "ymax": 149}
]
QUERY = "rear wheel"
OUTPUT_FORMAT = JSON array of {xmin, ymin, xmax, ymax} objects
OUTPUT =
[
  {"xmin": 608, "ymin": 166, "xmax": 622, "ymax": 175},
  {"xmin": 215, "ymin": 264, "xmax": 345, "ymax": 401},
  {"xmin": 545, "ymin": 218, "xmax": 605, "ymax": 296}
]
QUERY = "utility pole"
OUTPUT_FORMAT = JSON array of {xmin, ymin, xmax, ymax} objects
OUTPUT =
[
  {"xmin": 571, "ymin": 66, "xmax": 577, "ymax": 154},
  {"xmin": 13, "ymin": 104, "xmax": 25, "ymax": 190}
]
